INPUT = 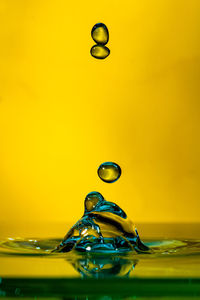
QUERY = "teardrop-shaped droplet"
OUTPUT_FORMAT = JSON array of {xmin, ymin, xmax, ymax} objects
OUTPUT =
[
  {"xmin": 85, "ymin": 191, "xmax": 104, "ymax": 212},
  {"xmin": 98, "ymin": 162, "xmax": 121, "ymax": 183},
  {"xmin": 90, "ymin": 45, "xmax": 110, "ymax": 60},
  {"xmin": 91, "ymin": 23, "xmax": 109, "ymax": 45}
]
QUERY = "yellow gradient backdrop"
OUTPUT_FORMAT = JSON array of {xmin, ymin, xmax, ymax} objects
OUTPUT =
[{"xmin": 0, "ymin": 0, "xmax": 200, "ymax": 225}]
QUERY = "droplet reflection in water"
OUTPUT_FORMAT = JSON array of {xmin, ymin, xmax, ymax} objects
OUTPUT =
[
  {"xmin": 90, "ymin": 45, "xmax": 110, "ymax": 59},
  {"xmin": 91, "ymin": 23, "xmax": 109, "ymax": 45},
  {"xmin": 98, "ymin": 162, "xmax": 122, "ymax": 183}
]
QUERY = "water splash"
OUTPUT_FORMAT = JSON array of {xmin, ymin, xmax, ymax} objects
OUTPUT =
[{"xmin": 53, "ymin": 192, "xmax": 149, "ymax": 253}]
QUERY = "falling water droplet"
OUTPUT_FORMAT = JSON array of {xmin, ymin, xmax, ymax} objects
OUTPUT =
[
  {"xmin": 85, "ymin": 191, "xmax": 104, "ymax": 212},
  {"xmin": 91, "ymin": 23, "xmax": 109, "ymax": 45},
  {"xmin": 90, "ymin": 45, "xmax": 110, "ymax": 59},
  {"xmin": 98, "ymin": 162, "xmax": 121, "ymax": 183}
]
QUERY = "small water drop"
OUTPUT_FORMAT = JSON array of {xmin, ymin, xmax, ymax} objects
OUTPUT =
[
  {"xmin": 85, "ymin": 191, "xmax": 104, "ymax": 212},
  {"xmin": 98, "ymin": 162, "xmax": 121, "ymax": 183},
  {"xmin": 90, "ymin": 45, "xmax": 110, "ymax": 59},
  {"xmin": 91, "ymin": 23, "xmax": 109, "ymax": 45}
]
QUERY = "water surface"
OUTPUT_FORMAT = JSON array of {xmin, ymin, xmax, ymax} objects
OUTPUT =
[{"xmin": 0, "ymin": 223, "xmax": 200, "ymax": 299}]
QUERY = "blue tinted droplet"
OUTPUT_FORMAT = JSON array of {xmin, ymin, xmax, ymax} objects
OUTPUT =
[{"xmin": 85, "ymin": 191, "xmax": 104, "ymax": 212}]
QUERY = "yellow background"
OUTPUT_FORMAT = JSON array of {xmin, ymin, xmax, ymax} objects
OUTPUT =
[{"xmin": 0, "ymin": 0, "xmax": 200, "ymax": 226}]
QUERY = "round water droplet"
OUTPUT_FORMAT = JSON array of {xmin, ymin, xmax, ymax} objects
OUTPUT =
[
  {"xmin": 91, "ymin": 23, "xmax": 109, "ymax": 45},
  {"xmin": 98, "ymin": 162, "xmax": 121, "ymax": 183},
  {"xmin": 90, "ymin": 45, "xmax": 110, "ymax": 60},
  {"xmin": 85, "ymin": 191, "xmax": 104, "ymax": 212}
]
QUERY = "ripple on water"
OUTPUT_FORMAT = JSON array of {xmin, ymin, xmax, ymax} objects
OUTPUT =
[{"xmin": 0, "ymin": 238, "xmax": 200, "ymax": 258}]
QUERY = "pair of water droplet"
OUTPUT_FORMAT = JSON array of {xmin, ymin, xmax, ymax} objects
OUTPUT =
[
  {"xmin": 90, "ymin": 23, "xmax": 110, "ymax": 59},
  {"xmin": 84, "ymin": 162, "xmax": 121, "ymax": 213}
]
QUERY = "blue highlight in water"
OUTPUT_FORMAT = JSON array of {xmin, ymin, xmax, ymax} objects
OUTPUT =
[{"xmin": 54, "ymin": 190, "xmax": 149, "ymax": 253}]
